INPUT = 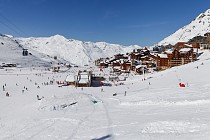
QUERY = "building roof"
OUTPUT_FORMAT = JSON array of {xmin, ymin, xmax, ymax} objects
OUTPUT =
[
  {"xmin": 136, "ymin": 65, "xmax": 142, "ymax": 69},
  {"xmin": 184, "ymin": 44, "xmax": 192, "ymax": 48},
  {"xmin": 165, "ymin": 49, "xmax": 174, "ymax": 54},
  {"xmin": 66, "ymin": 75, "xmax": 75, "ymax": 82},
  {"xmin": 78, "ymin": 72, "xmax": 90, "ymax": 84},
  {"xmin": 136, "ymin": 65, "xmax": 147, "ymax": 69},
  {"xmin": 158, "ymin": 54, "xmax": 168, "ymax": 58},
  {"xmin": 179, "ymin": 48, "xmax": 191, "ymax": 52}
]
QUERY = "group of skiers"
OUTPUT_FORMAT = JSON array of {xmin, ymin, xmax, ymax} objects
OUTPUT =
[{"xmin": 2, "ymin": 84, "xmax": 9, "ymax": 97}]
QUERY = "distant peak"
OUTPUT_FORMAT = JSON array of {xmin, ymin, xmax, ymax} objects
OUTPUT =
[
  {"xmin": 158, "ymin": 8, "xmax": 210, "ymax": 46},
  {"xmin": 204, "ymin": 9, "xmax": 210, "ymax": 14},
  {"xmin": 50, "ymin": 34, "xmax": 66, "ymax": 40},
  {"xmin": 0, "ymin": 34, "xmax": 13, "ymax": 38}
]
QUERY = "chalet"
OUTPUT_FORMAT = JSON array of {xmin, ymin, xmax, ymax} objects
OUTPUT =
[
  {"xmin": 129, "ymin": 48, "xmax": 152, "ymax": 71},
  {"xmin": 129, "ymin": 52, "xmax": 142, "ymax": 61},
  {"xmin": 179, "ymin": 48, "xmax": 194, "ymax": 58},
  {"xmin": 192, "ymin": 43, "xmax": 200, "ymax": 48},
  {"xmin": 112, "ymin": 60, "xmax": 121, "ymax": 68},
  {"xmin": 130, "ymin": 60, "xmax": 142, "ymax": 71},
  {"xmin": 120, "ymin": 60, "xmax": 131, "ymax": 71},
  {"xmin": 77, "ymin": 71, "xmax": 91, "ymax": 87},
  {"xmin": 132, "ymin": 48, "xmax": 141, "ymax": 53},
  {"xmin": 95, "ymin": 58, "xmax": 110, "ymax": 67},
  {"xmin": 65, "ymin": 74, "xmax": 77, "ymax": 86},
  {"xmin": 181, "ymin": 48, "xmax": 197, "ymax": 61},
  {"xmin": 95, "ymin": 59, "xmax": 101, "ymax": 66},
  {"xmin": 173, "ymin": 42, "xmax": 192, "ymax": 50},
  {"xmin": 150, "ymin": 53, "xmax": 169, "ymax": 70},
  {"xmin": 142, "ymin": 48, "xmax": 150, "ymax": 55},
  {"xmin": 99, "ymin": 61, "xmax": 109, "ymax": 68},
  {"xmin": 114, "ymin": 54, "xmax": 128, "ymax": 60},
  {"xmin": 164, "ymin": 48, "xmax": 196, "ymax": 68},
  {"xmin": 200, "ymin": 33, "xmax": 210, "ymax": 49},
  {"xmin": 141, "ymin": 56, "xmax": 151, "ymax": 66},
  {"xmin": 200, "ymin": 44, "xmax": 210, "ymax": 49},
  {"xmin": 129, "ymin": 48, "xmax": 150, "ymax": 61},
  {"xmin": 135, "ymin": 65, "xmax": 148, "ymax": 75}
]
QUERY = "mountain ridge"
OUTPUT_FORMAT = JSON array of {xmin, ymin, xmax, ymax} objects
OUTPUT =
[
  {"xmin": 1, "ymin": 34, "xmax": 142, "ymax": 66},
  {"xmin": 158, "ymin": 9, "xmax": 210, "ymax": 46}
]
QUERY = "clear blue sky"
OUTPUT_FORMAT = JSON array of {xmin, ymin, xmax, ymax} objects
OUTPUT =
[{"xmin": 0, "ymin": 0, "xmax": 210, "ymax": 46}]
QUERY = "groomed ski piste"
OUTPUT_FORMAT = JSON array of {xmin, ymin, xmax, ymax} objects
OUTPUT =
[{"xmin": 1, "ymin": 50, "xmax": 210, "ymax": 140}]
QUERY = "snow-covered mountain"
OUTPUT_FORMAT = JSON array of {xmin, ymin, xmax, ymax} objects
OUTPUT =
[
  {"xmin": 16, "ymin": 35, "xmax": 142, "ymax": 66},
  {"xmin": 158, "ymin": 9, "xmax": 210, "ymax": 46},
  {"xmin": 1, "ymin": 34, "xmax": 142, "ymax": 67},
  {"xmin": 0, "ymin": 34, "xmax": 55, "ymax": 67}
]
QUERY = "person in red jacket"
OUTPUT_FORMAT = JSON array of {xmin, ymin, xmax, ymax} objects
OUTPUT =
[{"xmin": 179, "ymin": 83, "xmax": 185, "ymax": 87}]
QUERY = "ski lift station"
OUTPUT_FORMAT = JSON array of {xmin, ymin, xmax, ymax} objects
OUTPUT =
[{"xmin": 65, "ymin": 71, "xmax": 92, "ymax": 87}]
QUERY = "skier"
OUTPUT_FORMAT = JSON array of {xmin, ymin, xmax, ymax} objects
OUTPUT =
[
  {"xmin": 37, "ymin": 95, "xmax": 40, "ymax": 100},
  {"xmin": 124, "ymin": 91, "xmax": 127, "ymax": 96},
  {"xmin": 113, "ymin": 93, "xmax": 117, "ymax": 96},
  {"xmin": 6, "ymin": 92, "xmax": 9, "ymax": 97}
]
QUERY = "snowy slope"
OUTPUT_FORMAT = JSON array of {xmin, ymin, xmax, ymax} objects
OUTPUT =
[
  {"xmin": 0, "ymin": 34, "xmax": 55, "ymax": 67},
  {"xmin": 16, "ymin": 35, "xmax": 142, "ymax": 66},
  {"xmin": 158, "ymin": 9, "xmax": 210, "ymax": 46},
  {"xmin": 0, "ymin": 50, "xmax": 210, "ymax": 140}
]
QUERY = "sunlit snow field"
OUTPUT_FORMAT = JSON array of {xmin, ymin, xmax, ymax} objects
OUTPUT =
[{"xmin": 1, "ymin": 51, "xmax": 210, "ymax": 140}]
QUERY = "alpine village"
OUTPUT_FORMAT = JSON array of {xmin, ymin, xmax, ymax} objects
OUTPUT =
[{"xmin": 95, "ymin": 33, "xmax": 210, "ymax": 76}]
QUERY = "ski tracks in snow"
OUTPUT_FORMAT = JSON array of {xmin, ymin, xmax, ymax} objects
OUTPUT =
[
  {"xmin": 68, "ymin": 92, "xmax": 96, "ymax": 140},
  {"xmin": 68, "ymin": 91, "xmax": 114, "ymax": 140},
  {"xmin": 2, "ymin": 119, "xmax": 54, "ymax": 140},
  {"xmin": 85, "ymin": 89, "xmax": 114, "ymax": 140}
]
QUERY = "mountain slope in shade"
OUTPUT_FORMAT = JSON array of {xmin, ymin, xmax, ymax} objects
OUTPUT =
[
  {"xmin": 0, "ymin": 34, "xmax": 55, "ymax": 67},
  {"xmin": 16, "ymin": 35, "xmax": 142, "ymax": 66},
  {"xmin": 158, "ymin": 9, "xmax": 210, "ymax": 46}
]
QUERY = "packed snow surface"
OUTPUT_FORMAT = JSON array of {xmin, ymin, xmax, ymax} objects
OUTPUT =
[{"xmin": 1, "ymin": 50, "xmax": 210, "ymax": 140}]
